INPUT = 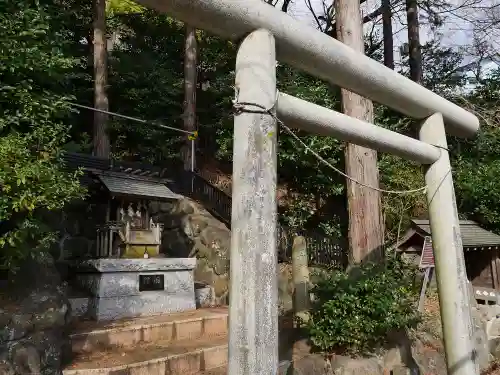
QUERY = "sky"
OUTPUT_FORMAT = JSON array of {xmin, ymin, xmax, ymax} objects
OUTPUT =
[{"xmin": 273, "ymin": 0, "xmax": 499, "ymax": 75}]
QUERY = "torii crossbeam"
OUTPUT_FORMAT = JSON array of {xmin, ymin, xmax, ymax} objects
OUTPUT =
[{"xmin": 133, "ymin": 1, "xmax": 480, "ymax": 374}]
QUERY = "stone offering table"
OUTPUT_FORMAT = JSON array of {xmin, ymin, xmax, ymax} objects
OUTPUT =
[{"xmin": 71, "ymin": 258, "xmax": 196, "ymax": 321}]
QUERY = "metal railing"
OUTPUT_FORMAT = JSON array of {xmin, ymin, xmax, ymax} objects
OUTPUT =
[{"xmin": 177, "ymin": 169, "xmax": 346, "ymax": 268}]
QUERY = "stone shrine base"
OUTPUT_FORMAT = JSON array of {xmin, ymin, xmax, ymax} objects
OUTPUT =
[{"xmin": 70, "ymin": 258, "xmax": 196, "ymax": 321}]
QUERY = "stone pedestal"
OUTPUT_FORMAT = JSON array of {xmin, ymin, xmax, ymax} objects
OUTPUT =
[{"xmin": 70, "ymin": 258, "xmax": 196, "ymax": 321}]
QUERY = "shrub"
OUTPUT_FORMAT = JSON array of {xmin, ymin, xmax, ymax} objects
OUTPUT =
[
  {"xmin": 304, "ymin": 256, "xmax": 421, "ymax": 354},
  {"xmin": 0, "ymin": 0, "xmax": 86, "ymax": 269}
]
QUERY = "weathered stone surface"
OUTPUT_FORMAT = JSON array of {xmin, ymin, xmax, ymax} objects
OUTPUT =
[
  {"xmin": 279, "ymin": 355, "xmax": 335, "ymax": 375},
  {"xmin": 0, "ymin": 314, "xmax": 33, "ymax": 344},
  {"xmin": 10, "ymin": 341, "xmax": 41, "ymax": 374},
  {"xmin": 71, "ymin": 258, "xmax": 196, "ymax": 321},
  {"xmin": 477, "ymin": 304, "xmax": 500, "ymax": 321},
  {"xmin": 330, "ymin": 356, "xmax": 383, "ymax": 375},
  {"xmin": 490, "ymin": 319, "xmax": 500, "ymax": 337},
  {"xmin": 471, "ymin": 305, "xmax": 491, "ymax": 369},
  {"xmin": 195, "ymin": 283, "xmax": 215, "ymax": 308},
  {"xmin": 411, "ymin": 337, "xmax": 448, "ymax": 375},
  {"xmin": 279, "ymin": 264, "xmax": 294, "ymax": 315},
  {"xmin": 75, "ymin": 269, "xmax": 194, "ymax": 297},
  {"xmin": 489, "ymin": 337, "xmax": 500, "ymax": 359},
  {"xmin": 383, "ymin": 333, "xmax": 417, "ymax": 372},
  {"xmin": 73, "ymin": 258, "xmax": 196, "ymax": 273},
  {"xmin": 406, "ymin": 302, "xmax": 492, "ymax": 374},
  {"xmin": 59, "ymin": 235, "xmax": 93, "ymax": 260},
  {"xmin": 0, "ymin": 254, "xmax": 71, "ymax": 375},
  {"xmin": 151, "ymin": 198, "xmax": 232, "ymax": 305},
  {"xmin": 468, "ymin": 303, "xmax": 500, "ymax": 364},
  {"xmin": 151, "ymin": 198, "xmax": 321, "ymax": 308},
  {"xmin": 43, "ymin": 205, "xmax": 103, "ymax": 261},
  {"xmin": 0, "ymin": 360, "xmax": 15, "ymax": 375},
  {"xmin": 72, "ymin": 290, "xmax": 196, "ymax": 321},
  {"xmin": 391, "ymin": 365, "xmax": 411, "ymax": 375}
]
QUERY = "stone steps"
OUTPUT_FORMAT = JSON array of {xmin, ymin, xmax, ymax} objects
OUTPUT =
[
  {"xmin": 70, "ymin": 307, "xmax": 228, "ymax": 353},
  {"xmin": 64, "ymin": 308, "xmax": 229, "ymax": 375},
  {"xmin": 63, "ymin": 334, "xmax": 228, "ymax": 375},
  {"xmin": 201, "ymin": 366, "xmax": 227, "ymax": 375}
]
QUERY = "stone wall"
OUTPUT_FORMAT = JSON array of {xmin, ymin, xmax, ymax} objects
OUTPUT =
[
  {"xmin": 0, "ymin": 254, "xmax": 72, "ymax": 375},
  {"xmin": 150, "ymin": 198, "xmax": 231, "ymax": 305},
  {"xmin": 150, "ymin": 197, "xmax": 303, "ymax": 309},
  {"xmin": 474, "ymin": 303, "xmax": 500, "ymax": 360},
  {"xmin": 45, "ymin": 201, "xmax": 105, "ymax": 261},
  {"xmin": 277, "ymin": 304, "xmax": 496, "ymax": 375}
]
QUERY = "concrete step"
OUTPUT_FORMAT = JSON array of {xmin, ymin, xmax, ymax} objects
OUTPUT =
[
  {"xmin": 70, "ymin": 307, "xmax": 228, "ymax": 353},
  {"xmin": 201, "ymin": 367, "xmax": 226, "ymax": 375},
  {"xmin": 63, "ymin": 334, "xmax": 228, "ymax": 375}
]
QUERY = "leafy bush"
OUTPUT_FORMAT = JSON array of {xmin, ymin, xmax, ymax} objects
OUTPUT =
[
  {"xmin": 304, "ymin": 256, "xmax": 420, "ymax": 354},
  {"xmin": 0, "ymin": 0, "xmax": 85, "ymax": 269}
]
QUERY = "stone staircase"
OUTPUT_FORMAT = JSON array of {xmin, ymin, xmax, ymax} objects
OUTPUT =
[{"xmin": 63, "ymin": 308, "xmax": 228, "ymax": 375}]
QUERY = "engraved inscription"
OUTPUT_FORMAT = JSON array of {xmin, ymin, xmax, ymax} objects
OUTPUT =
[{"xmin": 139, "ymin": 274, "xmax": 164, "ymax": 291}]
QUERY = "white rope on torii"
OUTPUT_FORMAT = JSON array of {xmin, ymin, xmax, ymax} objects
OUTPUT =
[{"xmin": 122, "ymin": 0, "xmax": 481, "ymax": 374}]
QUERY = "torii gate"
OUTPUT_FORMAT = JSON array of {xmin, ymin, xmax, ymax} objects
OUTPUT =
[{"xmin": 135, "ymin": 1, "xmax": 480, "ymax": 374}]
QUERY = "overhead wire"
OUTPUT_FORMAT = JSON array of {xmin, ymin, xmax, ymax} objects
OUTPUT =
[{"xmin": 67, "ymin": 102, "xmax": 197, "ymax": 137}]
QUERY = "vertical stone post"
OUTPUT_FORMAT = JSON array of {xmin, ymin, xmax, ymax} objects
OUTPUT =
[
  {"xmin": 292, "ymin": 236, "xmax": 310, "ymax": 323},
  {"xmin": 228, "ymin": 29, "xmax": 278, "ymax": 375},
  {"xmin": 419, "ymin": 113, "xmax": 478, "ymax": 375}
]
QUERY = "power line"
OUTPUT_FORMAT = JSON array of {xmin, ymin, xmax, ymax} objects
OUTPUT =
[{"xmin": 68, "ymin": 102, "xmax": 196, "ymax": 136}]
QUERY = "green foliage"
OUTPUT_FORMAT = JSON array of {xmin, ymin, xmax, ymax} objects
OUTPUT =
[
  {"xmin": 107, "ymin": 12, "xmax": 186, "ymax": 163},
  {"xmin": 378, "ymin": 154, "xmax": 427, "ymax": 242},
  {"xmin": 106, "ymin": 0, "xmax": 144, "ymax": 15},
  {"xmin": 19, "ymin": 0, "xmax": 500, "ymax": 245},
  {"xmin": 304, "ymin": 256, "xmax": 420, "ymax": 354},
  {"xmin": 0, "ymin": 0, "xmax": 85, "ymax": 269}
]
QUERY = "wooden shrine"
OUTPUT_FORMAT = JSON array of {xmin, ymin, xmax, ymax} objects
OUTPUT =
[
  {"xmin": 63, "ymin": 153, "xmax": 198, "ymax": 321},
  {"xmin": 92, "ymin": 171, "xmax": 180, "ymax": 258},
  {"xmin": 394, "ymin": 219, "xmax": 500, "ymax": 303}
]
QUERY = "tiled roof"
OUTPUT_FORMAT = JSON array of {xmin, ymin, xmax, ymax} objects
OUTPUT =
[
  {"xmin": 62, "ymin": 152, "xmax": 164, "ymax": 178},
  {"xmin": 97, "ymin": 174, "xmax": 180, "ymax": 201},
  {"xmin": 412, "ymin": 219, "xmax": 500, "ymax": 248}
]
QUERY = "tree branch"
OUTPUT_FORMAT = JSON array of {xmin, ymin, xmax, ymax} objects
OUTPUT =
[
  {"xmin": 282, "ymin": 0, "xmax": 293, "ymax": 13},
  {"xmin": 305, "ymin": 0, "xmax": 324, "ymax": 31}
]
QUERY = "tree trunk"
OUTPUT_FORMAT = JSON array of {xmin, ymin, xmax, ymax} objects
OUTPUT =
[
  {"xmin": 382, "ymin": 0, "xmax": 394, "ymax": 69},
  {"xmin": 183, "ymin": 25, "xmax": 198, "ymax": 171},
  {"xmin": 93, "ymin": 0, "xmax": 110, "ymax": 158},
  {"xmin": 406, "ymin": 0, "xmax": 422, "ymax": 82},
  {"xmin": 335, "ymin": 0, "xmax": 384, "ymax": 264}
]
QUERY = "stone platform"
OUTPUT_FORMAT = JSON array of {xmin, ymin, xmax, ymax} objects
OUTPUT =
[
  {"xmin": 70, "ymin": 258, "xmax": 196, "ymax": 321},
  {"xmin": 64, "ymin": 308, "xmax": 229, "ymax": 375}
]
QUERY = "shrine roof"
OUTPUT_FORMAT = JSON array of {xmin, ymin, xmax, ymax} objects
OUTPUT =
[
  {"xmin": 394, "ymin": 219, "xmax": 500, "ymax": 250},
  {"xmin": 97, "ymin": 173, "xmax": 180, "ymax": 201},
  {"xmin": 411, "ymin": 219, "xmax": 500, "ymax": 248},
  {"xmin": 61, "ymin": 152, "xmax": 183, "ymax": 200}
]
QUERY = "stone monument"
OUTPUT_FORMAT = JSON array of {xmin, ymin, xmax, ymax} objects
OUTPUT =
[{"xmin": 71, "ymin": 258, "xmax": 196, "ymax": 321}]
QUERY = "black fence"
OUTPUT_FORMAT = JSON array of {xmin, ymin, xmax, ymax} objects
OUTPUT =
[
  {"xmin": 178, "ymin": 171, "xmax": 232, "ymax": 225},
  {"xmin": 177, "ymin": 169, "xmax": 346, "ymax": 269},
  {"xmin": 277, "ymin": 225, "xmax": 346, "ymax": 269}
]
